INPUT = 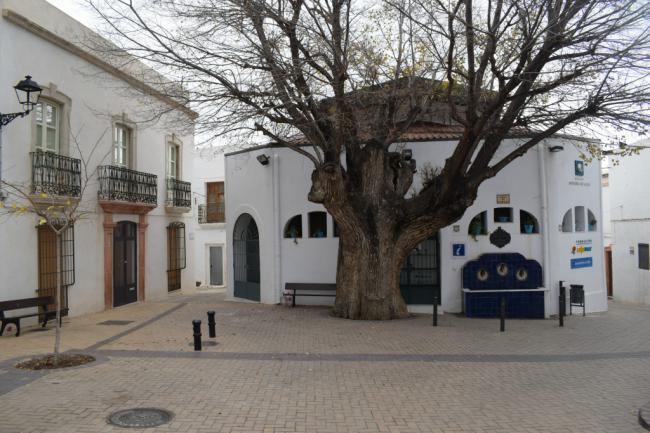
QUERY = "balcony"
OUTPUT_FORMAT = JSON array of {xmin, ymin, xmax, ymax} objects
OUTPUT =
[
  {"xmin": 198, "ymin": 203, "xmax": 225, "ymax": 224},
  {"xmin": 30, "ymin": 150, "xmax": 81, "ymax": 198},
  {"xmin": 165, "ymin": 178, "xmax": 191, "ymax": 213},
  {"xmin": 97, "ymin": 165, "xmax": 157, "ymax": 214}
]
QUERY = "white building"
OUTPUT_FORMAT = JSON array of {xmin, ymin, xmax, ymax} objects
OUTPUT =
[
  {"xmin": 224, "ymin": 126, "xmax": 608, "ymax": 317},
  {"xmin": 0, "ymin": 0, "xmax": 196, "ymax": 318},
  {"xmin": 191, "ymin": 147, "xmax": 226, "ymax": 289},
  {"xmin": 606, "ymin": 140, "xmax": 650, "ymax": 304}
]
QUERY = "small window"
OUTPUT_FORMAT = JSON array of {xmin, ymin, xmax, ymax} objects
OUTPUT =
[
  {"xmin": 494, "ymin": 207, "xmax": 513, "ymax": 223},
  {"xmin": 587, "ymin": 209, "xmax": 597, "ymax": 232},
  {"xmin": 574, "ymin": 206, "xmax": 585, "ymax": 232},
  {"xmin": 639, "ymin": 243, "xmax": 649, "ymax": 270},
  {"xmin": 283, "ymin": 215, "xmax": 302, "ymax": 238},
  {"xmin": 561, "ymin": 209, "xmax": 573, "ymax": 232},
  {"xmin": 520, "ymin": 210, "xmax": 539, "ymax": 234},
  {"xmin": 35, "ymin": 100, "xmax": 60, "ymax": 152},
  {"xmin": 308, "ymin": 212, "xmax": 327, "ymax": 238},
  {"xmin": 468, "ymin": 211, "xmax": 488, "ymax": 236},
  {"xmin": 113, "ymin": 124, "xmax": 131, "ymax": 168},
  {"xmin": 167, "ymin": 143, "xmax": 179, "ymax": 179}
]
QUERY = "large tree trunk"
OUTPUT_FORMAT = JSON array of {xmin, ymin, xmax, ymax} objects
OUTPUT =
[{"xmin": 333, "ymin": 227, "xmax": 409, "ymax": 320}]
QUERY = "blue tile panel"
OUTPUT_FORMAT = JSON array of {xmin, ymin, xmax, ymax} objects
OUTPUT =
[
  {"xmin": 464, "ymin": 291, "xmax": 545, "ymax": 318},
  {"xmin": 462, "ymin": 253, "xmax": 543, "ymax": 290}
]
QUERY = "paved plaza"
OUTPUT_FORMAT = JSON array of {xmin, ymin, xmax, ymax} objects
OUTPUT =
[{"xmin": 1, "ymin": 291, "xmax": 650, "ymax": 432}]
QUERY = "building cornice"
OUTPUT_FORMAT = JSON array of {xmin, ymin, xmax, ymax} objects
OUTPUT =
[{"xmin": 2, "ymin": 8, "xmax": 198, "ymax": 120}]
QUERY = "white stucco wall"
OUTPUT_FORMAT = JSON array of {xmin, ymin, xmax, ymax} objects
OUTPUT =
[
  {"xmin": 607, "ymin": 141, "xmax": 650, "ymax": 304},
  {"xmin": 0, "ymin": 0, "xmax": 195, "ymax": 316},
  {"xmin": 190, "ymin": 148, "xmax": 227, "ymax": 287},
  {"xmin": 225, "ymin": 137, "xmax": 607, "ymax": 316}
]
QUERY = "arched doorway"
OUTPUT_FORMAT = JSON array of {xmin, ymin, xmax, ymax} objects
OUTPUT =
[
  {"xmin": 114, "ymin": 221, "xmax": 138, "ymax": 307},
  {"xmin": 233, "ymin": 213, "xmax": 260, "ymax": 301}
]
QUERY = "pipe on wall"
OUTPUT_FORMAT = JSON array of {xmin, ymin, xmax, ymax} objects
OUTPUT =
[
  {"xmin": 538, "ymin": 142, "xmax": 553, "ymax": 317},
  {"xmin": 272, "ymin": 153, "xmax": 282, "ymax": 303}
]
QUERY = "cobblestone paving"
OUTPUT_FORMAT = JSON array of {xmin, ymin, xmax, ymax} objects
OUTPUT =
[{"xmin": 0, "ymin": 292, "xmax": 649, "ymax": 432}]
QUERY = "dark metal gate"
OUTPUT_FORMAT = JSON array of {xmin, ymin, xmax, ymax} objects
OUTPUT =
[
  {"xmin": 400, "ymin": 235, "xmax": 440, "ymax": 304},
  {"xmin": 167, "ymin": 222, "xmax": 186, "ymax": 292},
  {"xmin": 114, "ymin": 221, "xmax": 137, "ymax": 307},
  {"xmin": 37, "ymin": 224, "xmax": 74, "ymax": 318},
  {"xmin": 233, "ymin": 213, "xmax": 260, "ymax": 301}
]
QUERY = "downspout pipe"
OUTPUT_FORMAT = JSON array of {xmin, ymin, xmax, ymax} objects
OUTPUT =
[
  {"xmin": 539, "ymin": 142, "xmax": 553, "ymax": 317},
  {"xmin": 272, "ymin": 153, "xmax": 282, "ymax": 303}
]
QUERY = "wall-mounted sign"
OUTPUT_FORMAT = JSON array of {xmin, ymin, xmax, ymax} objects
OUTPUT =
[
  {"xmin": 572, "ymin": 239, "xmax": 593, "ymax": 255},
  {"xmin": 490, "ymin": 227, "xmax": 511, "ymax": 248},
  {"xmin": 575, "ymin": 160, "xmax": 585, "ymax": 177},
  {"xmin": 452, "ymin": 243, "xmax": 465, "ymax": 257},
  {"xmin": 496, "ymin": 194, "xmax": 510, "ymax": 204},
  {"xmin": 570, "ymin": 257, "xmax": 593, "ymax": 269}
]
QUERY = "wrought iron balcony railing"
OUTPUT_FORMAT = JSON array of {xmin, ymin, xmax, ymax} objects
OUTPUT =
[
  {"xmin": 97, "ymin": 165, "xmax": 157, "ymax": 204},
  {"xmin": 198, "ymin": 203, "xmax": 225, "ymax": 224},
  {"xmin": 166, "ymin": 178, "xmax": 191, "ymax": 208},
  {"xmin": 30, "ymin": 150, "xmax": 82, "ymax": 198}
]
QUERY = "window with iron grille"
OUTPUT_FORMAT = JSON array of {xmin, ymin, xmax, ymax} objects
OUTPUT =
[
  {"xmin": 639, "ymin": 243, "xmax": 649, "ymax": 270},
  {"xmin": 37, "ymin": 224, "xmax": 74, "ymax": 311},
  {"xmin": 167, "ymin": 222, "xmax": 186, "ymax": 291}
]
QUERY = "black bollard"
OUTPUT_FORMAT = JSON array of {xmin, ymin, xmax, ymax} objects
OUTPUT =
[
  {"xmin": 433, "ymin": 296, "xmax": 438, "ymax": 327},
  {"xmin": 192, "ymin": 319, "xmax": 202, "ymax": 351},
  {"xmin": 207, "ymin": 310, "xmax": 216, "ymax": 338},
  {"xmin": 558, "ymin": 281, "xmax": 566, "ymax": 328},
  {"xmin": 500, "ymin": 296, "xmax": 506, "ymax": 332}
]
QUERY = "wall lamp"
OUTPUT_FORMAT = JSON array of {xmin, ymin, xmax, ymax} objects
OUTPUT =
[
  {"xmin": 548, "ymin": 145, "xmax": 564, "ymax": 152},
  {"xmin": 256, "ymin": 154, "xmax": 270, "ymax": 166},
  {"xmin": 1, "ymin": 75, "xmax": 42, "ymax": 129}
]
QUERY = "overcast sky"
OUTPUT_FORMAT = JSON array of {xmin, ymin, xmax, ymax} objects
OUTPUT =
[{"xmin": 45, "ymin": 0, "xmax": 99, "ymax": 29}]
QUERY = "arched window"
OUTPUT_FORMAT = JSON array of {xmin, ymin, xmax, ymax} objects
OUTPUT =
[
  {"xmin": 587, "ymin": 209, "xmax": 597, "ymax": 232},
  {"xmin": 308, "ymin": 211, "xmax": 327, "ymax": 238},
  {"xmin": 520, "ymin": 210, "xmax": 539, "ymax": 234},
  {"xmin": 561, "ymin": 209, "xmax": 573, "ymax": 232},
  {"xmin": 468, "ymin": 211, "xmax": 488, "ymax": 236},
  {"xmin": 283, "ymin": 215, "xmax": 302, "ymax": 238}
]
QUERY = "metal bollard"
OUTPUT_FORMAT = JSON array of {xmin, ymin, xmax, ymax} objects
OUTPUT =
[
  {"xmin": 558, "ymin": 281, "xmax": 566, "ymax": 328},
  {"xmin": 433, "ymin": 296, "xmax": 438, "ymax": 327},
  {"xmin": 207, "ymin": 311, "xmax": 216, "ymax": 338},
  {"xmin": 500, "ymin": 296, "xmax": 506, "ymax": 332},
  {"xmin": 192, "ymin": 319, "xmax": 202, "ymax": 351}
]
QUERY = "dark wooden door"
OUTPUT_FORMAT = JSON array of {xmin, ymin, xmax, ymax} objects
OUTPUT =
[
  {"xmin": 400, "ymin": 235, "xmax": 440, "ymax": 304},
  {"xmin": 114, "ymin": 221, "xmax": 137, "ymax": 307},
  {"xmin": 233, "ymin": 214, "xmax": 260, "ymax": 301},
  {"xmin": 605, "ymin": 246, "xmax": 613, "ymax": 297},
  {"xmin": 206, "ymin": 182, "xmax": 225, "ymax": 222}
]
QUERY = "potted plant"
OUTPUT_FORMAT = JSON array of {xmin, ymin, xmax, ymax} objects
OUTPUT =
[
  {"xmin": 469, "ymin": 218, "xmax": 483, "ymax": 237},
  {"xmin": 588, "ymin": 219, "xmax": 597, "ymax": 231}
]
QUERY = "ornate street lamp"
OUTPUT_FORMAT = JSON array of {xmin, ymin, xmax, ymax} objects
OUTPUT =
[{"xmin": 0, "ymin": 75, "xmax": 42, "ymax": 129}]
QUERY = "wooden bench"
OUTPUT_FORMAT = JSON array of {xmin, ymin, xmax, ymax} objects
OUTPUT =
[
  {"xmin": 284, "ymin": 283, "xmax": 336, "ymax": 307},
  {"xmin": 0, "ymin": 296, "xmax": 68, "ymax": 337}
]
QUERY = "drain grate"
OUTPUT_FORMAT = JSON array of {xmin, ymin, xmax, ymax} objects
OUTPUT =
[
  {"xmin": 107, "ymin": 408, "xmax": 173, "ymax": 428},
  {"xmin": 98, "ymin": 320, "xmax": 134, "ymax": 326}
]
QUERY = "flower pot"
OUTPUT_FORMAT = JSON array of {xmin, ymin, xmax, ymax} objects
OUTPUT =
[{"xmin": 523, "ymin": 224, "xmax": 534, "ymax": 234}]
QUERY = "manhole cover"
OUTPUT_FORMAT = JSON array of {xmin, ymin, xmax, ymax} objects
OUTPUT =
[
  {"xmin": 188, "ymin": 341, "xmax": 218, "ymax": 347},
  {"xmin": 107, "ymin": 408, "xmax": 173, "ymax": 428},
  {"xmin": 98, "ymin": 320, "xmax": 134, "ymax": 326}
]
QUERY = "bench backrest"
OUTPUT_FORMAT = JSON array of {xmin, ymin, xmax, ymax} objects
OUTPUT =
[
  {"xmin": 0, "ymin": 296, "xmax": 54, "ymax": 311},
  {"xmin": 285, "ymin": 283, "xmax": 336, "ymax": 291}
]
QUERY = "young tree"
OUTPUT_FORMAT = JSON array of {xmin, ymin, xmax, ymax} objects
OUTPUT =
[
  {"xmin": 0, "ymin": 131, "xmax": 107, "ymax": 362},
  {"xmin": 89, "ymin": 0, "xmax": 650, "ymax": 319}
]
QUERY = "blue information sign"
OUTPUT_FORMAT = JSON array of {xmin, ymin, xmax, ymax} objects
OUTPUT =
[
  {"xmin": 452, "ymin": 243, "xmax": 465, "ymax": 257},
  {"xmin": 570, "ymin": 257, "xmax": 592, "ymax": 269}
]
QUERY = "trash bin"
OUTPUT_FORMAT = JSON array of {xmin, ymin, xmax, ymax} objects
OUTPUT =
[{"xmin": 569, "ymin": 284, "xmax": 585, "ymax": 316}]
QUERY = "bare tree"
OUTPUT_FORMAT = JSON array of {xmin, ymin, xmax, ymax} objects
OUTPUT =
[
  {"xmin": 0, "ymin": 131, "xmax": 107, "ymax": 361},
  {"xmin": 89, "ymin": 0, "xmax": 650, "ymax": 319}
]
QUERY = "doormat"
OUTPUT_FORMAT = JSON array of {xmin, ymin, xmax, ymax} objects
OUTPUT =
[{"xmin": 98, "ymin": 320, "xmax": 134, "ymax": 326}]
